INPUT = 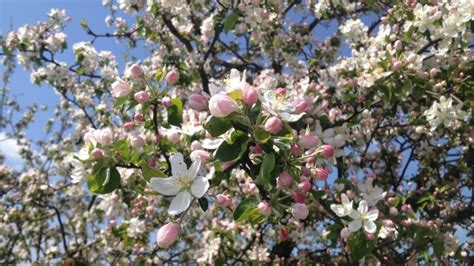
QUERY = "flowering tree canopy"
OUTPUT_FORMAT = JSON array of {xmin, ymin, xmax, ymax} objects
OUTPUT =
[{"xmin": 1, "ymin": 0, "xmax": 473, "ymax": 264}]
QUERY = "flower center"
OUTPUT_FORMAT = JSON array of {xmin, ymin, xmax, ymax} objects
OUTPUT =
[{"xmin": 173, "ymin": 175, "xmax": 192, "ymax": 189}]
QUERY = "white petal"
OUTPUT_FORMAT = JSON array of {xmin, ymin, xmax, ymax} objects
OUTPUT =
[
  {"xmin": 348, "ymin": 209, "xmax": 360, "ymax": 220},
  {"xmin": 280, "ymin": 112, "xmax": 304, "ymax": 122},
  {"xmin": 364, "ymin": 220, "xmax": 377, "ymax": 233},
  {"xmin": 341, "ymin": 194, "xmax": 350, "ymax": 205},
  {"xmin": 186, "ymin": 156, "xmax": 201, "ymax": 181},
  {"xmin": 330, "ymin": 204, "xmax": 348, "ymax": 217},
  {"xmin": 150, "ymin": 177, "xmax": 180, "ymax": 196},
  {"xmin": 170, "ymin": 153, "xmax": 187, "ymax": 177},
  {"xmin": 168, "ymin": 191, "xmax": 192, "ymax": 215},
  {"xmin": 191, "ymin": 176, "xmax": 209, "ymax": 198},
  {"xmin": 202, "ymin": 138, "xmax": 224, "ymax": 149},
  {"xmin": 358, "ymin": 200, "xmax": 368, "ymax": 214},
  {"xmin": 366, "ymin": 209, "xmax": 379, "ymax": 221},
  {"xmin": 348, "ymin": 219, "xmax": 362, "ymax": 232}
]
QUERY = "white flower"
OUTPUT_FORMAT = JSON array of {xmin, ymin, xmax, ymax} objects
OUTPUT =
[
  {"xmin": 126, "ymin": 217, "xmax": 146, "ymax": 238},
  {"xmin": 209, "ymin": 68, "xmax": 246, "ymax": 96},
  {"xmin": 423, "ymin": 96, "xmax": 467, "ymax": 131},
  {"xmin": 330, "ymin": 193, "xmax": 353, "ymax": 217},
  {"xmin": 261, "ymin": 91, "xmax": 305, "ymax": 122},
  {"xmin": 150, "ymin": 153, "xmax": 209, "ymax": 215},
  {"xmin": 339, "ymin": 18, "xmax": 368, "ymax": 45},
  {"xmin": 357, "ymin": 178, "xmax": 386, "ymax": 206},
  {"xmin": 348, "ymin": 200, "xmax": 379, "ymax": 234}
]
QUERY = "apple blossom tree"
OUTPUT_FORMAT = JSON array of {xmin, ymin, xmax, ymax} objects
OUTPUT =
[{"xmin": 0, "ymin": 0, "xmax": 473, "ymax": 264}]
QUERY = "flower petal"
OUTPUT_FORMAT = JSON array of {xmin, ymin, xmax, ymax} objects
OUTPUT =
[
  {"xmin": 358, "ymin": 200, "xmax": 368, "ymax": 214},
  {"xmin": 150, "ymin": 177, "xmax": 180, "ymax": 196},
  {"xmin": 191, "ymin": 176, "xmax": 209, "ymax": 198},
  {"xmin": 168, "ymin": 191, "xmax": 192, "ymax": 215},
  {"xmin": 186, "ymin": 156, "xmax": 201, "ymax": 181},
  {"xmin": 170, "ymin": 153, "xmax": 187, "ymax": 177},
  {"xmin": 330, "ymin": 204, "xmax": 348, "ymax": 217},
  {"xmin": 364, "ymin": 220, "xmax": 377, "ymax": 233},
  {"xmin": 366, "ymin": 209, "xmax": 379, "ymax": 221},
  {"xmin": 348, "ymin": 209, "xmax": 360, "ymax": 220},
  {"xmin": 348, "ymin": 219, "xmax": 362, "ymax": 232}
]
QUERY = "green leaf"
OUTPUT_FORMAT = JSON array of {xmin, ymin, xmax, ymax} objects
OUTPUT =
[
  {"xmin": 214, "ymin": 131, "xmax": 249, "ymax": 162},
  {"xmin": 229, "ymin": 112, "xmax": 252, "ymax": 131},
  {"xmin": 254, "ymin": 127, "xmax": 271, "ymax": 144},
  {"xmin": 347, "ymin": 231, "xmax": 376, "ymax": 260},
  {"xmin": 204, "ymin": 116, "xmax": 232, "ymax": 137},
  {"xmin": 80, "ymin": 19, "xmax": 88, "ymax": 30},
  {"xmin": 433, "ymin": 240, "xmax": 444, "ymax": 258},
  {"xmin": 255, "ymin": 152, "xmax": 275, "ymax": 192},
  {"xmin": 87, "ymin": 166, "xmax": 121, "ymax": 194},
  {"xmin": 114, "ymin": 96, "xmax": 129, "ymax": 108},
  {"xmin": 141, "ymin": 164, "xmax": 166, "ymax": 181},
  {"xmin": 233, "ymin": 197, "xmax": 258, "ymax": 222},
  {"xmin": 168, "ymin": 98, "xmax": 183, "ymax": 126},
  {"xmin": 223, "ymin": 10, "xmax": 239, "ymax": 33},
  {"xmin": 198, "ymin": 197, "xmax": 209, "ymax": 212}
]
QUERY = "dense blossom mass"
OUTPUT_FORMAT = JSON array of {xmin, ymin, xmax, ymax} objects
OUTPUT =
[{"xmin": 0, "ymin": 0, "xmax": 473, "ymax": 264}]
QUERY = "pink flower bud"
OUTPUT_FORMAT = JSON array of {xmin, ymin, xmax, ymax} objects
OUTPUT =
[
  {"xmin": 242, "ymin": 84, "xmax": 258, "ymax": 105},
  {"xmin": 130, "ymin": 135, "xmax": 145, "ymax": 148},
  {"xmin": 429, "ymin": 68, "xmax": 438, "ymax": 77},
  {"xmin": 190, "ymin": 150, "xmax": 211, "ymax": 162},
  {"xmin": 391, "ymin": 61, "xmax": 402, "ymax": 71},
  {"xmin": 190, "ymin": 140, "xmax": 201, "ymax": 150},
  {"xmin": 165, "ymin": 70, "xmax": 179, "ymax": 85},
  {"xmin": 277, "ymin": 172, "xmax": 293, "ymax": 189},
  {"xmin": 265, "ymin": 116, "xmax": 283, "ymax": 134},
  {"xmin": 156, "ymin": 222, "xmax": 180, "ymax": 248},
  {"xmin": 258, "ymin": 201, "xmax": 272, "ymax": 216},
  {"xmin": 401, "ymin": 219, "xmax": 411, "ymax": 227},
  {"xmin": 92, "ymin": 148, "xmax": 105, "ymax": 159},
  {"xmin": 167, "ymin": 131, "xmax": 180, "ymax": 143},
  {"xmin": 279, "ymin": 228, "xmax": 289, "ymax": 241},
  {"xmin": 161, "ymin": 97, "xmax": 172, "ymax": 107},
  {"xmin": 301, "ymin": 166, "xmax": 311, "ymax": 177},
  {"xmin": 340, "ymin": 227, "xmax": 352, "ymax": 240},
  {"xmin": 134, "ymin": 113, "xmax": 144, "ymax": 121},
  {"xmin": 401, "ymin": 204, "xmax": 413, "ymax": 213},
  {"xmin": 366, "ymin": 232, "xmax": 375, "ymax": 240},
  {"xmin": 290, "ymin": 143, "xmax": 302, "ymax": 155},
  {"xmin": 250, "ymin": 144, "xmax": 263, "ymax": 155},
  {"xmin": 127, "ymin": 64, "xmax": 142, "ymax": 78},
  {"xmin": 209, "ymin": 94, "xmax": 240, "ymax": 118},
  {"xmin": 394, "ymin": 40, "xmax": 403, "ymax": 51},
  {"xmin": 124, "ymin": 122, "xmax": 134, "ymax": 130},
  {"xmin": 292, "ymin": 203, "xmax": 309, "ymax": 220},
  {"xmin": 216, "ymin": 194, "xmax": 231, "ymax": 207},
  {"xmin": 292, "ymin": 191, "xmax": 306, "ymax": 203},
  {"xmin": 298, "ymin": 135, "xmax": 319, "ymax": 149},
  {"xmin": 320, "ymin": 144, "xmax": 334, "ymax": 158},
  {"xmin": 298, "ymin": 181, "xmax": 312, "ymax": 193},
  {"xmin": 134, "ymin": 91, "xmax": 149, "ymax": 104},
  {"xmin": 155, "ymin": 134, "xmax": 163, "ymax": 143},
  {"xmin": 188, "ymin": 94, "xmax": 208, "ymax": 111},
  {"xmin": 276, "ymin": 87, "xmax": 286, "ymax": 96},
  {"xmin": 314, "ymin": 167, "xmax": 329, "ymax": 180},
  {"xmin": 293, "ymin": 99, "xmax": 308, "ymax": 113},
  {"xmin": 147, "ymin": 158, "xmax": 156, "ymax": 168},
  {"xmin": 111, "ymin": 78, "xmax": 131, "ymax": 98}
]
